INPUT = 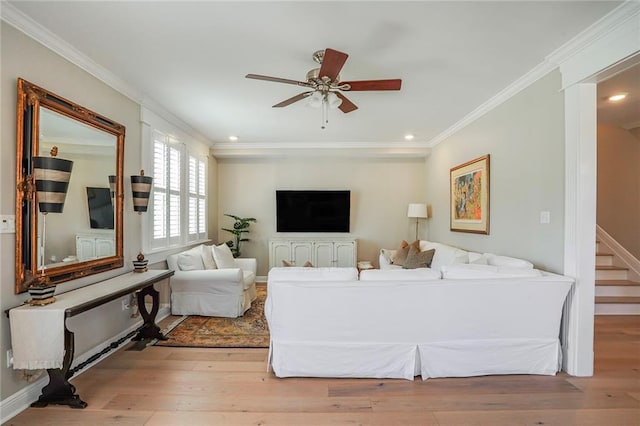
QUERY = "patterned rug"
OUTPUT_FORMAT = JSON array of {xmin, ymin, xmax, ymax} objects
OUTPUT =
[{"xmin": 155, "ymin": 285, "xmax": 269, "ymax": 348}]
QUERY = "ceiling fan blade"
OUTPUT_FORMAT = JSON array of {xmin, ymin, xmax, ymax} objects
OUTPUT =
[
  {"xmin": 335, "ymin": 92, "xmax": 358, "ymax": 113},
  {"xmin": 246, "ymin": 74, "xmax": 312, "ymax": 87},
  {"xmin": 272, "ymin": 92, "xmax": 312, "ymax": 108},
  {"xmin": 319, "ymin": 48, "xmax": 349, "ymax": 81},
  {"xmin": 341, "ymin": 79, "xmax": 402, "ymax": 91}
]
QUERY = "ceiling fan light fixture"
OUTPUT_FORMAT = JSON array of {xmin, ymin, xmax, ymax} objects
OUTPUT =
[
  {"xmin": 307, "ymin": 91, "xmax": 323, "ymax": 108},
  {"xmin": 327, "ymin": 92, "xmax": 342, "ymax": 109}
]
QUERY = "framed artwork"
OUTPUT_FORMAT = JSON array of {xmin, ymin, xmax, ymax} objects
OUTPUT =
[{"xmin": 450, "ymin": 155, "xmax": 490, "ymax": 234}]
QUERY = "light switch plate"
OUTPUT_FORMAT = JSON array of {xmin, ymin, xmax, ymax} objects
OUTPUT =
[
  {"xmin": 540, "ymin": 211, "xmax": 551, "ymax": 224},
  {"xmin": 0, "ymin": 215, "xmax": 15, "ymax": 233}
]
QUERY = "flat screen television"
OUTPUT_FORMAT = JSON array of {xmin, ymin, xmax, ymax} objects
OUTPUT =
[
  {"xmin": 86, "ymin": 187, "xmax": 114, "ymax": 229},
  {"xmin": 276, "ymin": 190, "xmax": 350, "ymax": 232}
]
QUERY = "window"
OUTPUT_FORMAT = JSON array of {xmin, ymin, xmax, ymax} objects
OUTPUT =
[
  {"xmin": 149, "ymin": 129, "xmax": 207, "ymax": 251},
  {"xmin": 187, "ymin": 155, "xmax": 206, "ymax": 241}
]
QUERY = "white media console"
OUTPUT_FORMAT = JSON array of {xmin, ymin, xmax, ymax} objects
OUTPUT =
[{"xmin": 269, "ymin": 238, "xmax": 357, "ymax": 269}]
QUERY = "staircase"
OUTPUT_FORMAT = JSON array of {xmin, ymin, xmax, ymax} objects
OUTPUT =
[{"xmin": 595, "ymin": 240, "xmax": 640, "ymax": 315}]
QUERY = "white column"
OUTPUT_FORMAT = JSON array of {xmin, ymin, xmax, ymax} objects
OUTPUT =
[{"xmin": 562, "ymin": 83, "xmax": 597, "ymax": 376}]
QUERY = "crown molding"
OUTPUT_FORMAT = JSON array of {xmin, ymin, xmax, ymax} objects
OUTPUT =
[
  {"xmin": 1, "ymin": 3, "xmax": 142, "ymax": 102},
  {"xmin": 211, "ymin": 143, "xmax": 431, "ymax": 159},
  {"xmin": 427, "ymin": 1, "xmax": 640, "ymax": 149},
  {"xmin": 1, "ymin": 2, "xmax": 210, "ymax": 145}
]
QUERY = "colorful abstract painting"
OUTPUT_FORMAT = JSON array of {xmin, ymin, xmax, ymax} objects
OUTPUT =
[{"xmin": 450, "ymin": 155, "xmax": 490, "ymax": 234}]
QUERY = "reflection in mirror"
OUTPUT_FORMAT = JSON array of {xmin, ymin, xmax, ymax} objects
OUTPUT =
[
  {"xmin": 15, "ymin": 78, "xmax": 125, "ymax": 293},
  {"xmin": 37, "ymin": 107, "xmax": 117, "ymax": 270}
]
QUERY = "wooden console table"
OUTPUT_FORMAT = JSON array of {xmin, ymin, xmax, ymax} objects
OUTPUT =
[{"xmin": 8, "ymin": 269, "xmax": 174, "ymax": 409}]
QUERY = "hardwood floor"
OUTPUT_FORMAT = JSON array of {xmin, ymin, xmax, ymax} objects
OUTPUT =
[{"xmin": 5, "ymin": 316, "xmax": 639, "ymax": 425}]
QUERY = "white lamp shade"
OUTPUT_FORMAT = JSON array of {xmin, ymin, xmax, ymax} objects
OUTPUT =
[{"xmin": 407, "ymin": 203, "xmax": 427, "ymax": 218}]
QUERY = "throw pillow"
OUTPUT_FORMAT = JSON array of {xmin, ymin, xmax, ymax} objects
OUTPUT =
[
  {"xmin": 441, "ymin": 264, "xmax": 542, "ymax": 279},
  {"xmin": 468, "ymin": 252, "xmax": 489, "ymax": 265},
  {"xmin": 201, "ymin": 245, "xmax": 217, "ymax": 269},
  {"xmin": 485, "ymin": 254, "xmax": 534, "ymax": 269},
  {"xmin": 303, "ymin": 261, "xmax": 314, "ymax": 267},
  {"xmin": 403, "ymin": 247, "xmax": 435, "ymax": 269},
  {"xmin": 380, "ymin": 248, "xmax": 396, "ymax": 265},
  {"xmin": 212, "ymin": 243, "xmax": 237, "ymax": 269},
  {"xmin": 282, "ymin": 260, "xmax": 294, "ymax": 267},
  {"xmin": 176, "ymin": 245, "xmax": 205, "ymax": 271},
  {"xmin": 391, "ymin": 240, "xmax": 411, "ymax": 266}
]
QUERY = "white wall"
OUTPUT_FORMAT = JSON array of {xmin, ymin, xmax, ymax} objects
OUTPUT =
[
  {"xmin": 216, "ymin": 156, "xmax": 427, "ymax": 276},
  {"xmin": 597, "ymin": 125, "xmax": 640, "ymax": 259},
  {"xmin": 425, "ymin": 71, "xmax": 566, "ymax": 273},
  {"xmin": 1, "ymin": 22, "xmax": 148, "ymax": 401}
]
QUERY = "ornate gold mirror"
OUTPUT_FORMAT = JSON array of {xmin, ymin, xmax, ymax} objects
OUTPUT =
[{"xmin": 15, "ymin": 79, "xmax": 125, "ymax": 293}]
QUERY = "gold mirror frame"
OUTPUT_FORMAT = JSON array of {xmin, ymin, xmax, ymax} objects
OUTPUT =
[{"xmin": 15, "ymin": 78, "xmax": 125, "ymax": 294}]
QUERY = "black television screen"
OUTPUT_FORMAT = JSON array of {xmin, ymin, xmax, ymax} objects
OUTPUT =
[
  {"xmin": 86, "ymin": 187, "xmax": 114, "ymax": 229},
  {"xmin": 276, "ymin": 190, "xmax": 350, "ymax": 232}
]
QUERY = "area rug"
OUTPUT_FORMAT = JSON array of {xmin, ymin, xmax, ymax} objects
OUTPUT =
[{"xmin": 155, "ymin": 285, "xmax": 269, "ymax": 348}]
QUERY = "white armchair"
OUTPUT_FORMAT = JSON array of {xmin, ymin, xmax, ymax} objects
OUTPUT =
[{"xmin": 166, "ymin": 244, "xmax": 257, "ymax": 318}]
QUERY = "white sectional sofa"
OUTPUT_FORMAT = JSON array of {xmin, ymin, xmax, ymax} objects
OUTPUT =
[{"xmin": 265, "ymin": 243, "xmax": 573, "ymax": 380}]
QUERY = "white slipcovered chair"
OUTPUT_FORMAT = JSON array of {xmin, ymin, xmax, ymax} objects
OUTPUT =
[{"xmin": 166, "ymin": 244, "xmax": 257, "ymax": 318}]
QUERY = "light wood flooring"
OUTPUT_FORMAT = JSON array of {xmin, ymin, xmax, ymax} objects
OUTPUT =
[{"xmin": 5, "ymin": 316, "xmax": 639, "ymax": 425}]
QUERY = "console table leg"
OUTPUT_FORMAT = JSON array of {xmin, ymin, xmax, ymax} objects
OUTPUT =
[
  {"xmin": 133, "ymin": 284, "xmax": 167, "ymax": 341},
  {"xmin": 31, "ymin": 326, "xmax": 87, "ymax": 409}
]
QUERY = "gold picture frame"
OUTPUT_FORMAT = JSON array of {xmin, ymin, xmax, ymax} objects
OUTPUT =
[{"xmin": 450, "ymin": 155, "xmax": 490, "ymax": 234}]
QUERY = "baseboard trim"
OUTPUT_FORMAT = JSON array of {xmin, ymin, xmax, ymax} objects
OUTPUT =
[
  {"xmin": 0, "ymin": 304, "xmax": 170, "ymax": 423},
  {"xmin": 596, "ymin": 225, "xmax": 640, "ymax": 282}
]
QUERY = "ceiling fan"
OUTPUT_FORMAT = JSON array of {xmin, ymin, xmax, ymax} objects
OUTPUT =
[{"xmin": 246, "ymin": 48, "xmax": 401, "ymax": 128}]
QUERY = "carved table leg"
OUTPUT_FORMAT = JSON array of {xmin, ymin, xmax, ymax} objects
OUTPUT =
[
  {"xmin": 31, "ymin": 324, "xmax": 87, "ymax": 409},
  {"xmin": 132, "ymin": 284, "xmax": 168, "ymax": 341}
]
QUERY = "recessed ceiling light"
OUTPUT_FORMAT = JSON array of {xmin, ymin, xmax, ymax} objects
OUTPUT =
[
  {"xmin": 608, "ymin": 93, "xmax": 627, "ymax": 102},
  {"xmin": 404, "ymin": 134, "xmax": 415, "ymax": 141},
  {"xmin": 228, "ymin": 135, "xmax": 239, "ymax": 141}
]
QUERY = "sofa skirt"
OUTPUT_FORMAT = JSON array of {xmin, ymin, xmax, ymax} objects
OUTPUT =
[
  {"xmin": 269, "ymin": 337, "xmax": 562, "ymax": 380},
  {"xmin": 270, "ymin": 340, "xmax": 418, "ymax": 380}
]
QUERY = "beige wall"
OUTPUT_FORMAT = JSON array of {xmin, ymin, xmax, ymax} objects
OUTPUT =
[
  {"xmin": 424, "ymin": 71, "xmax": 566, "ymax": 273},
  {"xmin": 1, "ymin": 23, "xmax": 145, "ymax": 400},
  {"xmin": 216, "ymin": 157, "xmax": 427, "ymax": 276},
  {"xmin": 597, "ymin": 125, "xmax": 640, "ymax": 259}
]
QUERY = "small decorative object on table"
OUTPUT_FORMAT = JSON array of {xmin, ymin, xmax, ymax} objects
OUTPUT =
[
  {"xmin": 28, "ymin": 284, "xmax": 56, "ymax": 306},
  {"xmin": 133, "ymin": 252, "xmax": 148, "ymax": 273},
  {"xmin": 357, "ymin": 261, "xmax": 374, "ymax": 272}
]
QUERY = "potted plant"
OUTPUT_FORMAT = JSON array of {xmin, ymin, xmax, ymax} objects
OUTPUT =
[{"xmin": 222, "ymin": 214, "xmax": 257, "ymax": 258}]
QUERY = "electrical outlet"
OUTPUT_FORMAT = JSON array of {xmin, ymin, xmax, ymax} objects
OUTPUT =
[
  {"xmin": 6, "ymin": 349, "xmax": 13, "ymax": 368},
  {"xmin": 121, "ymin": 299, "xmax": 130, "ymax": 311}
]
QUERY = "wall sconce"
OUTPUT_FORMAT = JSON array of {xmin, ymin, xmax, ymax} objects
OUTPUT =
[
  {"xmin": 33, "ymin": 147, "xmax": 73, "ymax": 214},
  {"xmin": 29, "ymin": 146, "xmax": 73, "ymax": 304},
  {"xmin": 407, "ymin": 203, "xmax": 428, "ymax": 241},
  {"xmin": 130, "ymin": 170, "xmax": 152, "ymax": 214},
  {"xmin": 130, "ymin": 170, "xmax": 153, "ymax": 272},
  {"xmin": 108, "ymin": 175, "xmax": 116, "ymax": 199}
]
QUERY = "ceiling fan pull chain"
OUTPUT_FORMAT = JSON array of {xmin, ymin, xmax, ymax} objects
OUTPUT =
[{"xmin": 321, "ymin": 94, "xmax": 329, "ymax": 129}]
